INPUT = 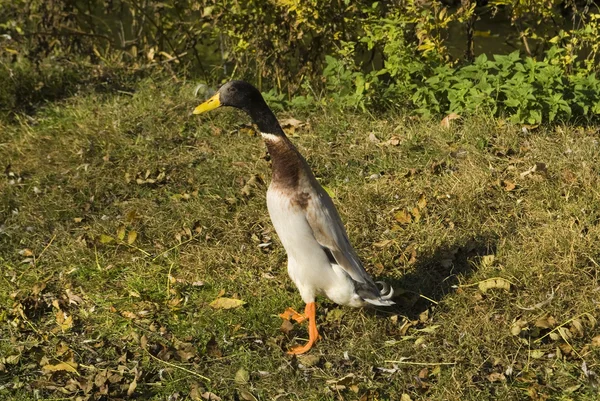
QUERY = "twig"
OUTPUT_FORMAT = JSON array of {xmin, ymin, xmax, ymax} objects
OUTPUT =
[
  {"xmin": 35, "ymin": 234, "xmax": 57, "ymax": 265},
  {"xmin": 535, "ymin": 311, "xmax": 595, "ymax": 343},
  {"xmin": 151, "ymin": 234, "xmax": 199, "ymax": 262},
  {"xmin": 419, "ymin": 294, "xmax": 438, "ymax": 305},
  {"xmin": 166, "ymin": 262, "xmax": 175, "ymax": 300},
  {"xmin": 385, "ymin": 360, "xmax": 456, "ymax": 366}
]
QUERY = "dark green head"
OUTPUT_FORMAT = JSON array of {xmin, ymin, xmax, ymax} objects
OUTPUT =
[{"xmin": 193, "ymin": 80, "xmax": 282, "ymax": 135}]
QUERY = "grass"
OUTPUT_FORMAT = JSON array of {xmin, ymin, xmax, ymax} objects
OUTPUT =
[{"xmin": 1, "ymin": 77, "xmax": 600, "ymax": 400}]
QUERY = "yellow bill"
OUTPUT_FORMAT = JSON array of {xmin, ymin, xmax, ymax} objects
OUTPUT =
[{"xmin": 193, "ymin": 92, "xmax": 221, "ymax": 114}]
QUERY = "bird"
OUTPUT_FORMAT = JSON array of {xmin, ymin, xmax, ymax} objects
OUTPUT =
[{"xmin": 193, "ymin": 80, "xmax": 394, "ymax": 354}]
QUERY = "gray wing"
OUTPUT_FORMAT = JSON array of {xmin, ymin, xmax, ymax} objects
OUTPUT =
[{"xmin": 304, "ymin": 185, "xmax": 376, "ymax": 286}]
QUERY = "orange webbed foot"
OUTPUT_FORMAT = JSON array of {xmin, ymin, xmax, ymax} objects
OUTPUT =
[{"xmin": 284, "ymin": 302, "xmax": 319, "ymax": 355}]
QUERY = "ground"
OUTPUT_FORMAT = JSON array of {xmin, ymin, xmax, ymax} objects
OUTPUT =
[{"xmin": 1, "ymin": 78, "xmax": 599, "ymax": 400}]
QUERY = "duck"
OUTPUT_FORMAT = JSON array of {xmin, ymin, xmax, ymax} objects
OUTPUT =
[{"xmin": 193, "ymin": 80, "xmax": 394, "ymax": 354}]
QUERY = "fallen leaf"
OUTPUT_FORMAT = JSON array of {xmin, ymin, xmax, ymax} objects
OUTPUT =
[
  {"xmin": 99, "ymin": 234, "xmax": 114, "ymax": 244},
  {"xmin": 503, "ymin": 180, "xmax": 516, "ymax": 191},
  {"xmin": 368, "ymin": 132, "xmax": 380, "ymax": 143},
  {"xmin": 478, "ymin": 278, "xmax": 511, "ymax": 293},
  {"xmin": 591, "ymin": 335, "xmax": 600, "ymax": 347},
  {"xmin": 373, "ymin": 239, "xmax": 393, "ymax": 248},
  {"xmin": 18, "ymin": 248, "xmax": 34, "ymax": 257},
  {"xmin": 534, "ymin": 315, "xmax": 556, "ymax": 329},
  {"xmin": 280, "ymin": 319, "xmax": 293, "ymax": 335},
  {"xmin": 488, "ymin": 372, "xmax": 506, "ymax": 382},
  {"xmin": 239, "ymin": 389, "xmax": 258, "ymax": 401},
  {"xmin": 411, "ymin": 207, "xmax": 421, "ymax": 222},
  {"xmin": 400, "ymin": 394, "xmax": 413, "ymax": 401},
  {"xmin": 280, "ymin": 117, "xmax": 303, "ymax": 128},
  {"xmin": 42, "ymin": 361, "xmax": 78, "ymax": 374},
  {"xmin": 127, "ymin": 378, "xmax": 137, "ymax": 396},
  {"xmin": 234, "ymin": 367, "xmax": 250, "ymax": 385},
  {"xmin": 394, "ymin": 210, "xmax": 412, "ymax": 224},
  {"xmin": 209, "ymin": 297, "xmax": 246, "ymax": 310},
  {"xmin": 117, "ymin": 226, "xmax": 126, "ymax": 241},
  {"xmin": 55, "ymin": 311, "xmax": 73, "ymax": 331},
  {"xmin": 298, "ymin": 354, "xmax": 320, "ymax": 368},
  {"xmin": 417, "ymin": 194, "xmax": 427, "ymax": 210},
  {"xmin": 127, "ymin": 230, "xmax": 138, "ymax": 245},
  {"xmin": 511, "ymin": 319, "xmax": 528, "ymax": 336},
  {"xmin": 480, "ymin": 254, "xmax": 495, "ymax": 268},
  {"xmin": 201, "ymin": 392, "xmax": 222, "ymax": 401},
  {"xmin": 384, "ymin": 136, "xmax": 401, "ymax": 146},
  {"xmin": 530, "ymin": 349, "xmax": 545, "ymax": 359},
  {"xmin": 440, "ymin": 113, "xmax": 461, "ymax": 128},
  {"xmin": 326, "ymin": 373, "xmax": 356, "ymax": 388}
]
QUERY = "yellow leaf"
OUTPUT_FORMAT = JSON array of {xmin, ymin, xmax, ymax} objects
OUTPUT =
[
  {"xmin": 411, "ymin": 207, "xmax": 421, "ymax": 222},
  {"xmin": 55, "ymin": 311, "xmax": 73, "ymax": 331},
  {"xmin": 99, "ymin": 234, "xmax": 114, "ymax": 244},
  {"xmin": 322, "ymin": 185, "xmax": 335, "ymax": 198},
  {"xmin": 394, "ymin": 209, "xmax": 412, "ymax": 224},
  {"xmin": 127, "ymin": 378, "xmax": 137, "ymax": 396},
  {"xmin": 478, "ymin": 277, "xmax": 511, "ymax": 293},
  {"xmin": 373, "ymin": 239, "xmax": 393, "ymax": 248},
  {"xmin": 42, "ymin": 361, "xmax": 78, "ymax": 374},
  {"xmin": 480, "ymin": 254, "xmax": 495, "ymax": 268},
  {"xmin": 117, "ymin": 226, "xmax": 126, "ymax": 241},
  {"xmin": 417, "ymin": 194, "xmax": 427, "ymax": 210},
  {"xmin": 440, "ymin": 113, "xmax": 461, "ymax": 128},
  {"xmin": 503, "ymin": 180, "xmax": 516, "ymax": 191},
  {"xmin": 127, "ymin": 230, "xmax": 138, "ymax": 245},
  {"xmin": 209, "ymin": 297, "xmax": 246, "ymax": 310}
]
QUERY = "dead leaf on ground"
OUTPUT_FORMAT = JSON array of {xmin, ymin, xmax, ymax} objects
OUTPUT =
[
  {"xmin": 503, "ymin": 180, "xmax": 516, "ymax": 191},
  {"xmin": 480, "ymin": 254, "xmax": 495, "ymax": 268},
  {"xmin": 280, "ymin": 319, "xmax": 293, "ymax": 335},
  {"xmin": 511, "ymin": 319, "xmax": 528, "ymax": 336},
  {"xmin": 127, "ymin": 230, "xmax": 138, "ymax": 244},
  {"xmin": 478, "ymin": 277, "xmax": 511, "ymax": 293},
  {"xmin": 201, "ymin": 392, "xmax": 222, "ymax": 401},
  {"xmin": 534, "ymin": 315, "xmax": 557, "ymax": 329},
  {"xmin": 440, "ymin": 113, "xmax": 461, "ymax": 128},
  {"xmin": 280, "ymin": 117, "xmax": 303, "ymax": 128},
  {"xmin": 488, "ymin": 372, "xmax": 506, "ymax": 382},
  {"xmin": 209, "ymin": 297, "xmax": 246, "ymax": 310},
  {"xmin": 373, "ymin": 239, "xmax": 393, "ymax": 248},
  {"xmin": 591, "ymin": 335, "xmax": 600, "ymax": 347},
  {"xmin": 42, "ymin": 361, "xmax": 78, "ymax": 374},
  {"xmin": 127, "ymin": 378, "xmax": 137, "ymax": 396},
  {"xmin": 384, "ymin": 136, "xmax": 401, "ymax": 146},
  {"xmin": 368, "ymin": 132, "xmax": 380, "ymax": 143},
  {"xmin": 239, "ymin": 389, "xmax": 258, "ymax": 401},
  {"xmin": 234, "ymin": 367, "xmax": 250, "ymax": 385},
  {"xmin": 394, "ymin": 210, "xmax": 412, "ymax": 224}
]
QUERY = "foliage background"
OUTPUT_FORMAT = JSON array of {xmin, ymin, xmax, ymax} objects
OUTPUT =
[{"xmin": 1, "ymin": 0, "xmax": 599, "ymax": 122}]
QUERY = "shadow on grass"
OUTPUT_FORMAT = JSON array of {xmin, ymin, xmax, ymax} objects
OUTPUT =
[{"xmin": 379, "ymin": 234, "xmax": 499, "ymax": 320}]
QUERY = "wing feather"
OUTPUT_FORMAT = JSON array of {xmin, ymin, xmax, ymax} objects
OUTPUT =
[{"xmin": 304, "ymin": 186, "xmax": 374, "ymax": 285}]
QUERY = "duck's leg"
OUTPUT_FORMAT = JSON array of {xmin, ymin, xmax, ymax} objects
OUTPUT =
[{"xmin": 287, "ymin": 302, "xmax": 319, "ymax": 355}]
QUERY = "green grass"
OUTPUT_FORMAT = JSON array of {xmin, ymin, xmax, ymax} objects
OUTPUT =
[{"xmin": 1, "ymin": 78, "xmax": 600, "ymax": 400}]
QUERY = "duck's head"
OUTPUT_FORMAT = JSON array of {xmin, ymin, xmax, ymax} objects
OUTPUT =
[
  {"xmin": 193, "ymin": 80, "xmax": 263, "ymax": 114},
  {"xmin": 193, "ymin": 80, "xmax": 282, "ymax": 135}
]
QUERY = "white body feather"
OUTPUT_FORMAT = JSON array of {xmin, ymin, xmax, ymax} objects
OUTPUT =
[{"xmin": 266, "ymin": 186, "xmax": 365, "ymax": 307}]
